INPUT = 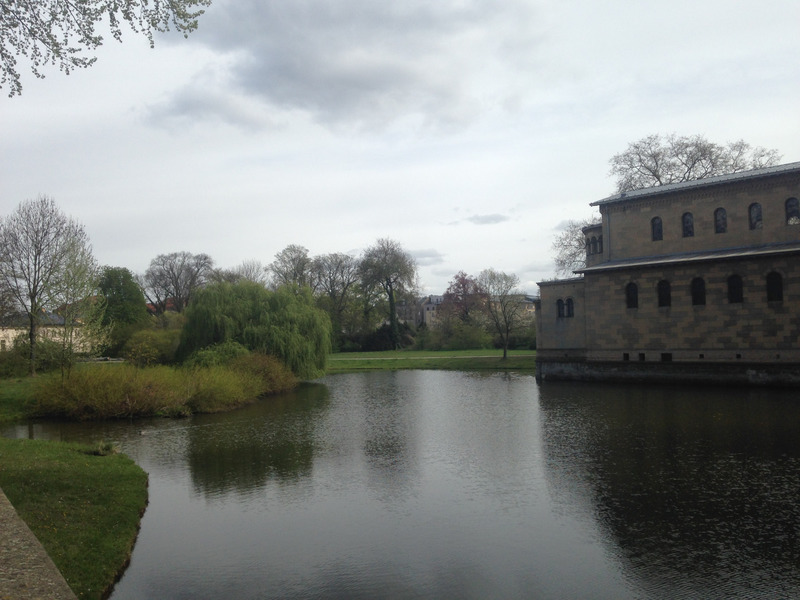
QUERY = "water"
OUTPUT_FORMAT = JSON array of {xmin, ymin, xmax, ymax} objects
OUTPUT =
[{"xmin": 3, "ymin": 371, "xmax": 800, "ymax": 599}]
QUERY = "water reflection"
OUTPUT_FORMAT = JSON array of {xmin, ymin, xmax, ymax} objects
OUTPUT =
[
  {"xmin": 539, "ymin": 382, "xmax": 800, "ymax": 598},
  {"xmin": 3, "ymin": 373, "xmax": 800, "ymax": 598},
  {"xmin": 186, "ymin": 383, "xmax": 329, "ymax": 500}
]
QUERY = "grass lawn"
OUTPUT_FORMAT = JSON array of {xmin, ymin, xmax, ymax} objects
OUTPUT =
[
  {"xmin": 326, "ymin": 349, "xmax": 537, "ymax": 374},
  {"xmin": 0, "ymin": 437, "xmax": 148, "ymax": 600}
]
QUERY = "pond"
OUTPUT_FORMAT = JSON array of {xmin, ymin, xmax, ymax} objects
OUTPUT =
[{"xmin": 3, "ymin": 371, "xmax": 800, "ymax": 599}]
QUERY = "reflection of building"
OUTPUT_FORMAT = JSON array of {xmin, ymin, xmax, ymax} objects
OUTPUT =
[{"xmin": 535, "ymin": 162, "xmax": 800, "ymax": 386}]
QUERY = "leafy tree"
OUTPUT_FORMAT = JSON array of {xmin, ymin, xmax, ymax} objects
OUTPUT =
[
  {"xmin": 179, "ymin": 281, "xmax": 331, "ymax": 379},
  {"xmin": 359, "ymin": 238, "xmax": 417, "ymax": 350},
  {"xmin": 52, "ymin": 234, "xmax": 109, "ymax": 377},
  {"xmin": 269, "ymin": 245, "xmax": 314, "ymax": 290},
  {"xmin": 98, "ymin": 266, "xmax": 150, "ymax": 355},
  {"xmin": 551, "ymin": 217, "xmax": 600, "ymax": 276},
  {"xmin": 0, "ymin": 195, "xmax": 95, "ymax": 374},
  {"xmin": 477, "ymin": 269, "xmax": 531, "ymax": 359},
  {"xmin": 1, "ymin": 0, "xmax": 210, "ymax": 96},
  {"xmin": 609, "ymin": 134, "xmax": 781, "ymax": 193},
  {"xmin": 142, "ymin": 251, "xmax": 214, "ymax": 313}
]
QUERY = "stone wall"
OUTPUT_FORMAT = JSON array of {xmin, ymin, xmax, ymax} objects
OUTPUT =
[
  {"xmin": 536, "ymin": 358, "xmax": 800, "ymax": 387},
  {"xmin": 582, "ymin": 253, "xmax": 800, "ymax": 363},
  {"xmin": 599, "ymin": 173, "xmax": 800, "ymax": 262}
]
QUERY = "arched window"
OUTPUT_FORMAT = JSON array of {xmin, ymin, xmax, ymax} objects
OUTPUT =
[
  {"xmin": 749, "ymin": 203, "xmax": 762, "ymax": 230},
  {"xmin": 682, "ymin": 212, "xmax": 694, "ymax": 237},
  {"xmin": 590, "ymin": 237, "xmax": 597, "ymax": 255},
  {"xmin": 625, "ymin": 282, "xmax": 638, "ymax": 309},
  {"xmin": 691, "ymin": 277, "xmax": 706, "ymax": 306},
  {"xmin": 657, "ymin": 280, "xmax": 671, "ymax": 307},
  {"xmin": 597, "ymin": 235, "xmax": 603, "ymax": 253},
  {"xmin": 727, "ymin": 274, "xmax": 743, "ymax": 303},
  {"xmin": 786, "ymin": 198, "xmax": 800, "ymax": 225},
  {"xmin": 767, "ymin": 272, "xmax": 783, "ymax": 302},
  {"xmin": 565, "ymin": 298, "xmax": 574, "ymax": 318},
  {"xmin": 714, "ymin": 208, "xmax": 727, "ymax": 233},
  {"xmin": 556, "ymin": 299, "xmax": 565, "ymax": 318},
  {"xmin": 651, "ymin": 217, "xmax": 663, "ymax": 241}
]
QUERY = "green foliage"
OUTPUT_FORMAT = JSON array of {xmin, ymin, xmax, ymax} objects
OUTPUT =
[
  {"xmin": 179, "ymin": 281, "xmax": 331, "ymax": 379},
  {"xmin": 98, "ymin": 266, "xmax": 150, "ymax": 356},
  {"xmin": 183, "ymin": 340, "xmax": 250, "ymax": 368},
  {"xmin": 30, "ymin": 358, "xmax": 298, "ymax": 420},
  {"xmin": 229, "ymin": 352, "xmax": 298, "ymax": 395},
  {"xmin": 122, "ymin": 328, "xmax": 181, "ymax": 366},
  {"xmin": 418, "ymin": 320, "xmax": 492, "ymax": 351},
  {"xmin": 0, "ymin": 335, "xmax": 61, "ymax": 377}
]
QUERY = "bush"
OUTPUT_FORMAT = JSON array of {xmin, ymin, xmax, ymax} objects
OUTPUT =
[
  {"xmin": 32, "ymin": 364, "xmax": 190, "ymax": 419},
  {"xmin": 122, "ymin": 328, "xmax": 181, "ymax": 366},
  {"xmin": 230, "ymin": 352, "xmax": 297, "ymax": 395},
  {"xmin": 183, "ymin": 341, "xmax": 250, "ymax": 368},
  {"xmin": 0, "ymin": 335, "xmax": 62, "ymax": 377},
  {"xmin": 31, "ymin": 354, "xmax": 299, "ymax": 420}
]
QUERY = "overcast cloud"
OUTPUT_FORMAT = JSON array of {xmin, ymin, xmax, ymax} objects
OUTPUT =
[{"xmin": 2, "ymin": 0, "xmax": 799, "ymax": 295}]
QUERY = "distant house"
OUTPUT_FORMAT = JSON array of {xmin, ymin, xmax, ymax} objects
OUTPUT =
[
  {"xmin": 0, "ymin": 311, "xmax": 66, "ymax": 351},
  {"xmin": 418, "ymin": 295, "xmax": 444, "ymax": 327},
  {"xmin": 535, "ymin": 161, "xmax": 800, "ymax": 386}
]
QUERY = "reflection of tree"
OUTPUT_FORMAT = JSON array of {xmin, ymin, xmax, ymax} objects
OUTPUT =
[
  {"xmin": 539, "ymin": 383, "xmax": 800, "ymax": 598},
  {"xmin": 359, "ymin": 372, "xmax": 417, "ymax": 500},
  {"xmin": 187, "ymin": 383, "xmax": 329, "ymax": 499}
]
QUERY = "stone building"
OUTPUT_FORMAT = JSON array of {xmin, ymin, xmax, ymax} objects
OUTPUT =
[{"xmin": 535, "ymin": 161, "xmax": 800, "ymax": 386}]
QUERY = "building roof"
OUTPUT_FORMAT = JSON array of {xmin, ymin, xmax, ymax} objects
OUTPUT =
[
  {"xmin": 578, "ymin": 241, "xmax": 800, "ymax": 274},
  {"xmin": 591, "ymin": 161, "xmax": 800, "ymax": 208}
]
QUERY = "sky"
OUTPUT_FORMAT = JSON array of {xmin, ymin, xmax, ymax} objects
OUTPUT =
[{"xmin": 2, "ymin": 0, "xmax": 799, "ymax": 296}]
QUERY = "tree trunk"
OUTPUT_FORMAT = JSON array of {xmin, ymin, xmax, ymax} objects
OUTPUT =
[
  {"xmin": 28, "ymin": 312, "xmax": 37, "ymax": 376},
  {"xmin": 388, "ymin": 285, "xmax": 399, "ymax": 349}
]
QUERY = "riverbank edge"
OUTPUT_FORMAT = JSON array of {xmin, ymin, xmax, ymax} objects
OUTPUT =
[{"xmin": 0, "ymin": 485, "xmax": 78, "ymax": 600}]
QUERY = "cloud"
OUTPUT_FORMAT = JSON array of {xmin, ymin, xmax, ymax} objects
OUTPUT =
[
  {"xmin": 157, "ymin": 0, "xmax": 542, "ymax": 129},
  {"xmin": 411, "ymin": 248, "xmax": 445, "ymax": 267},
  {"xmin": 466, "ymin": 214, "xmax": 509, "ymax": 225}
]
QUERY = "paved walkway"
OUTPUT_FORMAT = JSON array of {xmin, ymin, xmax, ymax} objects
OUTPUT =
[{"xmin": 0, "ymin": 487, "xmax": 76, "ymax": 600}]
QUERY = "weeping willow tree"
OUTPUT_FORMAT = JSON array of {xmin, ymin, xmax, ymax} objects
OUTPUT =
[{"xmin": 178, "ymin": 281, "xmax": 331, "ymax": 379}]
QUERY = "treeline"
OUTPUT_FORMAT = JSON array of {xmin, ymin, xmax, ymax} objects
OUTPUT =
[{"xmin": 1, "ymin": 196, "xmax": 534, "ymax": 391}]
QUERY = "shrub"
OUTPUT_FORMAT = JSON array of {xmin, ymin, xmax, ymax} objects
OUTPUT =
[
  {"xmin": 123, "ymin": 328, "xmax": 181, "ymax": 366},
  {"xmin": 0, "ymin": 335, "xmax": 62, "ymax": 377},
  {"xmin": 32, "ymin": 364, "xmax": 189, "ymax": 420},
  {"xmin": 183, "ymin": 341, "xmax": 250, "ymax": 368},
  {"xmin": 230, "ymin": 352, "xmax": 297, "ymax": 395},
  {"xmin": 31, "ymin": 354, "xmax": 299, "ymax": 420}
]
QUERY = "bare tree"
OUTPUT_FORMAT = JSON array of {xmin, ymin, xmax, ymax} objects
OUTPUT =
[
  {"xmin": 609, "ymin": 134, "xmax": 782, "ymax": 193},
  {"xmin": 551, "ymin": 217, "xmax": 600, "ymax": 276},
  {"xmin": 359, "ymin": 238, "xmax": 417, "ymax": 349},
  {"xmin": 211, "ymin": 260, "xmax": 270, "ymax": 286},
  {"xmin": 142, "ymin": 251, "xmax": 213, "ymax": 313},
  {"xmin": 0, "ymin": 195, "xmax": 95, "ymax": 374},
  {"xmin": 1, "ymin": 0, "xmax": 210, "ymax": 96},
  {"xmin": 477, "ymin": 268, "xmax": 530, "ymax": 360},
  {"xmin": 311, "ymin": 252, "xmax": 360, "ymax": 343},
  {"xmin": 270, "ymin": 245, "xmax": 314, "ymax": 290}
]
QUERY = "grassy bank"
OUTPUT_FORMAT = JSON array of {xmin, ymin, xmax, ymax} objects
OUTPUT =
[
  {"xmin": 326, "ymin": 349, "xmax": 537, "ymax": 374},
  {"xmin": 0, "ymin": 437, "xmax": 149, "ymax": 599},
  {"xmin": 0, "ymin": 378, "xmax": 31, "ymax": 423}
]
